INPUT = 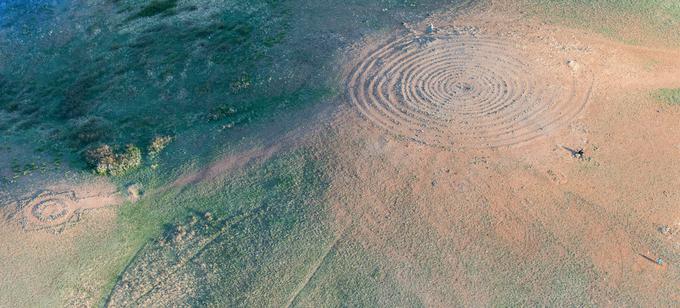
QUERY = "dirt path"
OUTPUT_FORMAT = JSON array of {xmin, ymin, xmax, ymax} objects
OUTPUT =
[{"xmin": 284, "ymin": 226, "xmax": 347, "ymax": 308}]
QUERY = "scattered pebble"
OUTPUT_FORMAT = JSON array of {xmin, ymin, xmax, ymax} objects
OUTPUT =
[{"xmin": 567, "ymin": 59, "xmax": 580, "ymax": 72}]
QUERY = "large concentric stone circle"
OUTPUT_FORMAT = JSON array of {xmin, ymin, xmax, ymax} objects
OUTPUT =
[{"xmin": 347, "ymin": 34, "xmax": 592, "ymax": 149}]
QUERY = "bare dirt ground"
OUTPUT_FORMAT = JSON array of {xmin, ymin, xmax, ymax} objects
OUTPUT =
[
  {"xmin": 4, "ymin": 0, "xmax": 680, "ymax": 306},
  {"xmin": 0, "ymin": 179, "xmax": 127, "ymax": 306},
  {"xmin": 108, "ymin": 3, "xmax": 680, "ymax": 304},
  {"xmin": 319, "ymin": 3, "xmax": 680, "ymax": 305},
  {"xmin": 3, "ymin": 181, "xmax": 124, "ymax": 233}
]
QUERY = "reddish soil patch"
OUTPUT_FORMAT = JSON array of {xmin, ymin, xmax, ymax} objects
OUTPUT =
[{"xmin": 322, "ymin": 3, "xmax": 680, "ymax": 305}]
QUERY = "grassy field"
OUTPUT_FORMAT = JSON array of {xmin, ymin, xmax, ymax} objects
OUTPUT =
[
  {"xmin": 1, "ymin": 0, "xmax": 472, "ymax": 305},
  {"xmin": 0, "ymin": 0, "xmax": 304, "ymax": 171},
  {"xmin": 0, "ymin": 0, "xmax": 455, "ymax": 182},
  {"xmin": 655, "ymin": 88, "xmax": 680, "ymax": 105},
  {"xmin": 3, "ymin": 0, "xmax": 679, "ymax": 305},
  {"xmin": 101, "ymin": 148, "xmax": 332, "ymax": 305},
  {"xmin": 526, "ymin": 0, "xmax": 680, "ymax": 46}
]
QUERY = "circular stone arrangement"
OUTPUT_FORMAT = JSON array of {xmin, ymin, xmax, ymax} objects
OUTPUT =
[
  {"xmin": 347, "ymin": 34, "xmax": 592, "ymax": 149},
  {"xmin": 18, "ymin": 190, "xmax": 78, "ymax": 230},
  {"xmin": 31, "ymin": 198, "xmax": 69, "ymax": 223}
]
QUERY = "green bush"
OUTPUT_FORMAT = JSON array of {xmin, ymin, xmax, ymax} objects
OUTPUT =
[
  {"xmin": 71, "ymin": 117, "xmax": 111, "ymax": 146},
  {"xmin": 229, "ymin": 75, "xmax": 252, "ymax": 93},
  {"xmin": 85, "ymin": 144, "xmax": 142, "ymax": 176},
  {"xmin": 656, "ymin": 88, "xmax": 680, "ymax": 105},
  {"xmin": 207, "ymin": 105, "xmax": 238, "ymax": 121},
  {"xmin": 132, "ymin": 0, "xmax": 178, "ymax": 19}
]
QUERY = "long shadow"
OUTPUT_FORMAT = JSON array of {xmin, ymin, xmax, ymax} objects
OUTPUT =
[
  {"xmin": 638, "ymin": 253, "xmax": 660, "ymax": 265},
  {"xmin": 562, "ymin": 145, "xmax": 584, "ymax": 158}
]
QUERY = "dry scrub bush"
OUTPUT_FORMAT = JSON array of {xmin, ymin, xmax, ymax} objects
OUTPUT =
[
  {"xmin": 148, "ymin": 135, "xmax": 173, "ymax": 159},
  {"xmin": 85, "ymin": 144, "xmax": 142, "ymax": 176}
]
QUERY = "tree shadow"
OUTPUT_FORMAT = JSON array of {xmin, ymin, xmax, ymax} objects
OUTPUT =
[{"xmin": 562, "ymin": 145, "xmax": 584, "ymax": 159}]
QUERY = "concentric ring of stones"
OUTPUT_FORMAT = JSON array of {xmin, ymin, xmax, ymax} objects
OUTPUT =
[{"xmin": 347, "ymin": 34, "xmax": 592, "ymax": 148}]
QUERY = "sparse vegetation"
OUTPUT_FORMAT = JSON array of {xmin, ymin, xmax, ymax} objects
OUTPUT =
[
  {"xmin": 6, "ymin": 1, "xmax": 680, "ymax": 307},
  {"xmin": 229, "ymin": 75, "xmax": 252, "ymax": 93},
  {"xmin": 148, "ymin": 135, "xmax": 173, "ymax": 159},
  {"xmin": 85, "ymin": 144, "xmax": 142, "ymax": 176},
  {"xmin": 132, "ymin": 0, "xmax": 178, "ymax": 19},
  {"xmin": 207, "ymin": 105, "xmax": 238, "ymax": 121},
  {"xmin": 0, "ymin": 0, "xmax": 300, "ymax": 172},
  {"xmin": 655, "ymin": 88, "xmax": 680, "ymax": 105},
  {"xmin": 528, "ymin": 0, "xmax": 680, "ymax": 46}
]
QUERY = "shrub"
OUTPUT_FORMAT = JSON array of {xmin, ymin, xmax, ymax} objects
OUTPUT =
[
  {"xmin": 57, "ymin": 77, "xmax": 97, "ymax": 119},
  {"xmin": 132, "ymin": 0, "xmax": 178, "ymax": 19},
  {"xmin": 0, "ymin": 75, "xmax": 18, "ymax": 110},
  {"xmin": 85, "ymin": 144, "xmax": 142, "ymax": 176},
  {"xmin": 148, "ymin": 135, "xmax": 173, "ymax": 159},
  {"xmin": 229, "ymin": 75, "xmax": 252, "ymax": 93},
  {"xmin": 72, "ymin": 117, "xmax": 111, "ymax": 146},
  {"xmin": 656, "ymin": 88, "xmax": 680, "ymax": 105},
  {"xmin": 207, "ymin": 105, "xmax": 237, "ymax": 121}
]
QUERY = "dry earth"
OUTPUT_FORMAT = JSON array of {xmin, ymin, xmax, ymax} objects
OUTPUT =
[
  {"xmin": 317, "ymin": 3, "xmax": 680, "ymax": 305},
  {"xmin": 0, "ymin": 179, "xmax": 128, "ymax": 305},
  {"xmin": 109, "ymin": 3, "xmax": 680, "ymax": 306},
  {"xmin": 2, "ymin": 0, "xmax": 680, "ymax": 306}
]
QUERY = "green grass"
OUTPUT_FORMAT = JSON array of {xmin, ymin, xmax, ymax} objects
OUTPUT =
[
  {"xmin": 1, "ymin": 0, "xmax": 621, "ymax": 305},
  {"xmin": 655, "ymin": 88, "xmax": 680, "ymax": 105},
  {"xmin": 98, "ymin": 148, "xmax": 332, "ymax": 305},
  {"xmin": 290, "ymin": 240, "xmax": 425, "ymax": 307},
  {"xmin": 118, "ymin": 147, "xmax": 329, "ymax": 242},
  {"xmin": 0, "ymin": 0, "xmax": 468, "ymax": 177},
  {"xmin": 527, "ymin": 0, "xmax": 680, "ymax": 46},
  {"xmin": 0, "ymin": 0, "xmax": 297, "ymax": 172},
  {"xmin": 131, "ymin": 0, "xmax": 178, "ymax": 19}
]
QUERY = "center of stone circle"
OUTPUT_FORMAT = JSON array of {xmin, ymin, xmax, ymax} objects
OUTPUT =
[
  {"xmin": 454, "ymin": 82, "xmax": 474, "ymax": 93},
  {"xmin": 445, "ymin": 81, "xmax": 476, "ymax": 96},
  {"xmin": 32, "ymin": 199, "xmax": 69, "ymax": 222},
  {"xmin": 348, "ymin": 35, "xmax": 592, "ymax": 148}
]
